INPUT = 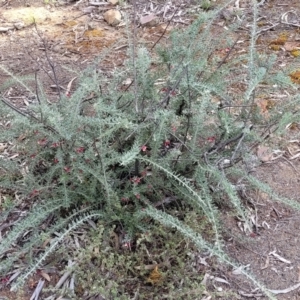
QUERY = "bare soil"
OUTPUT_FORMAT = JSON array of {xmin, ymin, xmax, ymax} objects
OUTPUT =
[{"xmin": 1, "ymin": 0, "xmax": 300, "ymax": 299}]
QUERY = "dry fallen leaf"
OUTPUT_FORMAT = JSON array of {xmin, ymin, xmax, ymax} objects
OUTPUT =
[
  {"xmin": 65, "ymin": 77, "xmax": 77, "ymax": 97},
  {"xmin": 40, "ymin": 271, "xmax": 51, "ymax": 282},
  {"xmin": 257, "ymin": 99, "xmax": 275, "ymax": 113},
  {"xmin": 269, "ymin": 32, "xmax": 288, "ymax": 46},
  {"xmin": 289, "ymin": 70, "xmax": 300, "ymax": 84},
  {"xmin": 146, "ymin": 265, "xmax": 163, "ymax": 285},
  {"xmin": 284, "ymin": 41, "xmax": 300, "ymax": 51},
  {"xmin": 268, "ymin": 282, "xmax": 300, "ymax": 295},
  {"xmin": 291, "ymin": 49, "xmax": 300, "ymax": 57},
  {"xmin": 213, "ymin": 276, "xmax": 230, "ymax": 285},
  {"xmin": 286, "ymin": 123, "xmax": 300, "ymax": 130}
]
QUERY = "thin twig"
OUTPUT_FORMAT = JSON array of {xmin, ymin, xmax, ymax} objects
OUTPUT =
[
  {"xmin": 216, "ymin": 34, "xmax": 241, "ymax": 70},
  {"xmin": 182, "ymin": 66, "xmax": 192, "ymax": 147},
  {"xmin": 281, "ymin": 21, "xmax": 300, "ymax": 28},
  {"xmin": 1, "ymin": 96, "xmax": 57, "ymax": 133},
  {"xmin": 257, "ymin": 23, "xmax": 279, "ymax": 35},
  {"xmin": 132, "ymin": 0, "xmax": 138, "ymax": 113},
  {"xmin": 174, "ymin": 66, "xmax": 192, "ymax": 167},
  {"xmin": 1, "ymin": 96, "xmax": 35, "ymax": 119},
  {"xmin": 230, "ymin": 131, "xmax": 246, "ymax": 162},
  {"xmin": 151, "ymin": 6, "xmax": 180, "ymax": 51},
  {"xmin": 33, "ymin": 21, "xmax": 62, "ymax": 102},
  {"xmin": 206, "ymin": 131, "xmax": 244, "ymax": 155},
  {"xmin": 34, "ymin": 71, "xmax": 44, "ymax": 123}
]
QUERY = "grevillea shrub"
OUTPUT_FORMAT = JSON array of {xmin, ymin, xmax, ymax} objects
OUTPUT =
[{"xmin": 0, "ymin": 1, "xmax": 299, "ymax": 297}]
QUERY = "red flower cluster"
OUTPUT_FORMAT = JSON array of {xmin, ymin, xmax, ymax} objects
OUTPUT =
[
  {"xmin": 141, "ymin": 145, "xmax": 147, "ymax": 152},
  {"xmin": 164, "ymin": 140, "xmax": 171, "ymax": 148},
  {"xmin": 50, "ymin": 142, "xmax": 60, "ymax": 148},
  {"xmin": 75, "ymin": 147, "xmax": 85, "ymax": 154},
  {"xmin": 131, "ymin": 176, "xmax": 142, "ymax": 184},
  {"xmin": 64, "ymin": 166, "xmax": 71, "ymax": 173},
  {"xmin": 29, "ymin": 189, "xmax": 39, "ymax": 197},
  {"xmin": 37, "ymin": 138, "xmax": 47, "ymax": 146},
  {"xmin": 207, "ymin": 136, "xmax": 216, "ymax": 143}
]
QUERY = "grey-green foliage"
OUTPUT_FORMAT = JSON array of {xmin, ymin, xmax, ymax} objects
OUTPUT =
[
  {"xmin": 141, "ymin": 206, "xmax": 275, "ymax": 299},
  {"xmin": 11, "ymin": 211, "xmax": 104, "ymax": 291},
  {"xmin": 0, "ymin": 0, "xmax": 299, "ymax": 298}
]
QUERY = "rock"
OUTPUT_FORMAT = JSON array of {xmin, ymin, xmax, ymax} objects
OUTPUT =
[
  {"xmin": 140, "ymin": 13, "xmax": 158, "ymax": 27},
  {"xmin": 108, "ymin": 0, "xmax": 119, "ymax": 5},
  {"xmin": 103, "ymin": 9, "xmax": 122, "ymax": 26}
]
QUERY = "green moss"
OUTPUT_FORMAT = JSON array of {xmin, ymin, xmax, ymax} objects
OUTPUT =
[{"xmin": 70, "ymin": 220, "xmax": 209, "ymax": 299}]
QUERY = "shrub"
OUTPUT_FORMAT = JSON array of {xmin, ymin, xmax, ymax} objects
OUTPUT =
[{"xmin": 0, "ymin": 1, "xmax": 299, "ymax": 298}]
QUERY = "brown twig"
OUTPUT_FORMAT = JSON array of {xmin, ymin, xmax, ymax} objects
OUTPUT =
[
  {"xmin": 216, "ymin": 35, "xmax": 241, "ymax": 70},
  {"xmin": 151, "ymin": 6, "xmax": 180, "ymax": 51},
  {"xmin": 1, "ymin": 96, "xmax": 57, "ymax": 134},
  {"xmin": 132, "ymin": 0, "xmax": 138, "ymax": 113},
  {"xmin": 33, "ymin": 21, "xmax": 62, "ymax": 102}
]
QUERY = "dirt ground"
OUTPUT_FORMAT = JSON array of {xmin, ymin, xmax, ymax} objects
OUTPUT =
[{"xmin": 1, "ymin": 0, "xmax": 300, "ymax": 299}]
